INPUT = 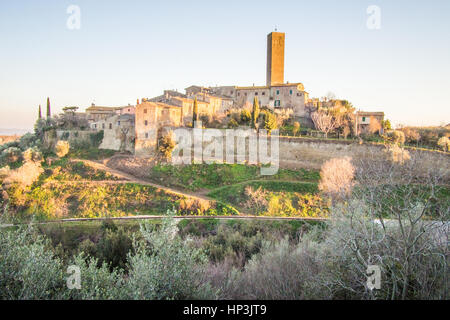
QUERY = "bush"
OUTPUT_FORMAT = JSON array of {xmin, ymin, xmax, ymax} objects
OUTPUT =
[
  {"xmin": 96, "ymin": 227, "xmax": 134, "ymax": 271},
  {"xmin": 23, "ymin": 147, "xmax": 43, "ymax": 163},
  {"xmin": 292, "ymin": 122, "xmax": 300, "ymax": 136},
  {"xmin": 240, "ymin": 109, "xmax": 251, "ymax": 124},
  {"xmin": 55, "ymin": 140, "xmax": 70, "ymax": 158},
  {"xmin": 157, "ymin": 130, "xmax": 175, "ymax": 162},
  {"xmin": 401, "ymin": 128, "xmax": 421, "ymax": 144},
  {"xmin": 235, "ymin": 237, "xmax": 323, "ymax": 299},
  {"xmin": 384, "ymin": 144, "xmax": 411, "ymax": 164},
  {"xmin": 262, "ymin": 111, "xmax": 277, "ymax": 134},
  {"xmin": 125, "ymin": 215, "xmax": 215, "ymax": 299},
  {"xmin": 318, "ymin": 157, "xmax": 355, "ymax": 199},
  {"xmin": 437, "ymin": 136, "xmax": 450, "ymax": 152},
  {"xmin": 385, "ymin": 130, "xmax": 405, "ymax": 145},
  {"xmin": 2, "ymin": 159, "xmax": 44, "ymax": 188},
  {"xmin": 227, "ymin": 118, "xmax": 239, "ymax": 128},
  {"xmin": 67, "ymin": 254, "xmax": 126, "ymax": 299},
  {"xmin": 0, "ymin": 226, "xmax": 66, "ymax": 299},
  {"xmin": 1, "ymin": 147, "xmax": 22, "ymax": 164}
]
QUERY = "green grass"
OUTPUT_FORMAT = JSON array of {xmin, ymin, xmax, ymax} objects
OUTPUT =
[
  {"xmin": 208, "ymin": 180, "xmax": 328, "ymax": 218},
  {"xmin": 6, "ymin": 181, "xmax": 239, "ymax": 221},
  {"xmin": 149, "ymin": 163, "xmax": 320, "ymax": 191},
  {"xmin": 208, "ymin": 180, "xmax": 318, "ymax": 204},
  {"xmin": 41, "ymin": 158, "xmax": 119, "ymax": 181}
]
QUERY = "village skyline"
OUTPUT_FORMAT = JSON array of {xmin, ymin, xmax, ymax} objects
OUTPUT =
[{"xmin": 1, "ymin": 0, "xmax": 450, "ymax": 131}]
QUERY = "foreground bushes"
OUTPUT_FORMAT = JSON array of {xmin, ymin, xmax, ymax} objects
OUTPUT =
[{"xmin": 1, "ymin": 202, "xmax": 447, "ymax": 300}]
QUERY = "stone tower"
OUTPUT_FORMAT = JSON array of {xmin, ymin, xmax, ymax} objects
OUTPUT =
[{"xmin": 266, "ymin": 32, "xmax": 285, "ymax": 86}]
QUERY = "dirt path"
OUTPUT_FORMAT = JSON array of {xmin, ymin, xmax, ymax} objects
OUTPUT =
[{"xmin": 74, "ymin": 159, "xmax": 215, "ymax": 203}]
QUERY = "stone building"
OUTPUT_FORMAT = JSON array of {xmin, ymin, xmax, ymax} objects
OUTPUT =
[
  {"xmin": 208, "ymin": 32, "xmax": 310, "ymax": 122},
  {"xmin": 134, "ymin": 100, "xmax": 183, "ymax": 156},
  {"xmin": 86, "ymin": 103, "xmax": 135, "ymax": 123},
  {"xmin": 355, "ymin": 111, "xmax": 385, "ymax": 135},
  {"xmin": 91, "ymin": 114, "xmax": 135, "ymax": 153}
]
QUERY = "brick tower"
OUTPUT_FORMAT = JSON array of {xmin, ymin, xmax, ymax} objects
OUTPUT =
[{"xmin": 266, "ymin": 32, "xmax": 285, "ymax": 86}]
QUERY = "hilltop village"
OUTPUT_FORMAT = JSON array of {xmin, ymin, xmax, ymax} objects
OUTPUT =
[{"xmin": 42, "ymin": 32, "xmax": 385, "ymax": 156}]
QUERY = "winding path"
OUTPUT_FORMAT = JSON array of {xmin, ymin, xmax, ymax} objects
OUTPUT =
[{"xmin": 74, "ymin": 158, "xmax": 215, "ymax": 202}]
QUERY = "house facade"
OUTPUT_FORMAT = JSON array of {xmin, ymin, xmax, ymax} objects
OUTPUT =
[{"xmin": 134, "ymin": 100, "xmax": 183, "ymax": 156}]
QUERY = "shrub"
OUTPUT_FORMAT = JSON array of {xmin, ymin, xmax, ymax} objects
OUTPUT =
[
  {"xmin": 227, "ymin": 118, "xmax": 239, "ymax": 128},
  {"xmin": 385, "ymin": 144, "xmax": 411, "ymax": 164},
  {"xmin": 0, "ymin": 226, "xmax": 66, "ymax": 299},
  {"xmin": 385, "ymin": 130, "xmax": 406, "ymax": 145},
  {"xmin": 125, "ymin": 215, "xmax": 215, "ymax": 299},
  {"xmin": 1, "ymin": 147, "xmax": 22, "ymax": 164},
  {"xmin": 292, "ymin": 121, "xmax": 300, "ymax": 136},
  {"xmin": 317, "ymin": 200, "xmax": 449, "ymax": 299},
  {"xmin": 67, "ymin": 254, "xmax": 126, "ymax": 300},
  {"xmin": 96, "ymin": 227, "xmax": 134, "ymax": 271},
  {"xmin": 437, "ymin": 136, "xmax": 450, "ymax": 152},
  {"xmin": 90, "ymin": 130, "xmax": 104, "ymax": 148},
  {"xmin": 2, "ymin": 160, "xmax": 44, "ymax": 187},
  {"xmin": 262, "ymin": 111, "xmax": 277, "ymax": 134},
  {"xmin": 235, "ymin": 237, "xmax": 323, "ymax": 299},
  {"xmin": 318, "ymin": 157, "xmax": 355, "ymax": 199},
  {"xmin": 243, "ymin": 186, "xmax": 268, "ymax": 214},
  {"xmin": 23, "ymin": 147, "xmax": 43, "ymax": 163},
  {"xmin": 55, "ymin": 140, "xmax": 70, "ymax": 158},
  {"xmin": 240, "ymin": 109, "xmax": 251, "ymax": 124},
  {"xmin": 401, "ymin": 128, "xmax": 421, "ymax": 144},
  {"xmin": 178, "ymin": 198, "xmax": 211, "ymax": 215},
  {"xmin": 157, "ymin": 130, "xmax": 175, "ymax": 162}
]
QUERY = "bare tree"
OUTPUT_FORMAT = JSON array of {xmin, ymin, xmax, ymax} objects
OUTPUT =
[
  {"xmin": 311, "ymin": 110, "xmax": 340, "ymax": 138},
  {"xmin": 338, "ymin": 150, "xmax": 450, "ymax": 299}
]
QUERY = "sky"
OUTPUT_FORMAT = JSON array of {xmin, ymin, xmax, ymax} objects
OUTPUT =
[{"xmin": 0, "ymin": 0, "xmax": 449, "ymax": 131}]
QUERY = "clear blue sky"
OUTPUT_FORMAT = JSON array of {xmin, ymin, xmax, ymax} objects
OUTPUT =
[{"xmin": 1, "ymin": 0, "xmax": 449, "ymax": 130}]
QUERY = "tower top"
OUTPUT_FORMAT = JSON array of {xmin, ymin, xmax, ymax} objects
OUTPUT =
[{"xmin": 266, "ymin": 32, "xmax": 285, "ymax": 86}]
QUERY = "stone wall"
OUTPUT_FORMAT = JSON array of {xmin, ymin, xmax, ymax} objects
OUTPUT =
[
  {"xmin": 160, "ymin": 128, "xmax": 449, "ymax": 172},
  {"xmin": 56, "ymin": 130, "xmax": 96, "ymax": 147}
]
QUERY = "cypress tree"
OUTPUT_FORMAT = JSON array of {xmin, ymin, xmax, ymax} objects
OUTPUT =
[
  {"xmin": 192, "ymin": 97, "xmax": 198, "ymax": 128},
  {"xmin": 38, "ymin": 105, "xmax": 42, "ymax": 119},
  {"xmin": 46, "ymin": 97, "xmax": 51, "ymax": 118},
  {"xmin": 251, "ymin": 96, "xmax": 260, "ymax": 129}
]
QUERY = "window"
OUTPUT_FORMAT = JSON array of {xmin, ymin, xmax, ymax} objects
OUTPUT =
[
  {"xmin": 144, "ymin": 109, "xmax": 147, "ymax": 114},
  {"xmin": 109, "ymin": 123, "xmax": 112, "ymax": 129},
  {"xmin": 262, "ymin": 92, "xmax": 265, "ymax": 95},
  {"xmin": 118, "ymin": 121, "xmax": 121, "ymax": 126},
  {"xmin": 144, "ymin": 120, "xmax": 148, "ymax": 126},
  {"xmin": 102, "ymin": 123, "xmax": 105, "ymax": 129},
  {"xmin": 274, "ymin": 100, "xmax": 281, "ymax": 107},
  {"xmin": 362, "ymin": 117, "xmax": 366, "ymax": 122},
  {"xmin": 128, "ymin": 109, "xmax": 130, "ymax": 112},
  {"xmin": 276, "ymin": 90, "xmax": 280, "ymax": 95},
  {"xmin": 297, "ymin": 93, "xmax": 302, "ymax": 96},
  {"xmin": 230, "ymin": 91, "xmax": 233, "ymax": 95},
  {"xmin": 94, "ymin": 124, "xmax": 97, "ymax": 129},
  {"xmin": 237, "ymin": 92, "xmax": 240, "ymax": 96},
  {"xmin": 244, "ymin": 92, "xmax": 247, "ymax": 96},
  {"xmin": 145, "ymin": 133, "xmax": 148, "ymax": 139},
  {"xmin": 255, "ymin": 92, "xmax": 258, "ymax": 96},
  {"xmin": 289, "ymin": 90, "xmax": 293, "ymax": 95}
]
